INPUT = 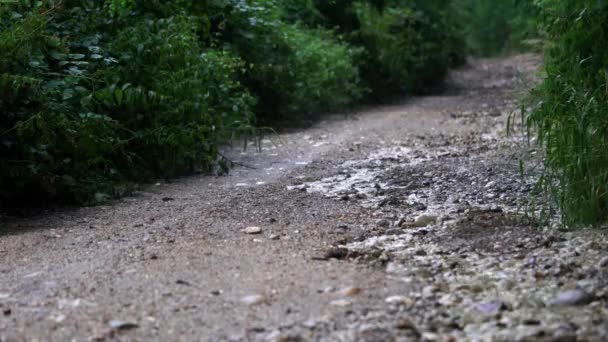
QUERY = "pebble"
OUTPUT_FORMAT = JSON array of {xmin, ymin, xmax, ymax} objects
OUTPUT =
[
  {"xmin": 338, "ymin": 287, "xmax": 362, "ymax": 297},
  {"xmin": 329, "ymin": 299, "xmax": 352, "ymax": 307},
  {"xmin": 394, "ymin": 318, "xmax": 417, "ymax": 330},
  {"xmin": 475, "ymin": 300, "xmax": 507, "ymax": 314},
  {"xmin": 109, "ymin": 320, "xmax": 139, "ymax": 330},
  {"xmin": 551, "ymin": 289, "xmax": 593, "ymax": 307},
  {"xmin": 385, "ymin": 296, "xmax": 411, "ymax": 305},
  {"xmin": 376, "ymin": 219, "xmax": 391, "ymax": 228},
  {"xmin": 241, "ymin": 294, "xmax": 267, "ymax": 306},
  {"xmin": 402, "ymin": 215, "xmax": 438, "ymax": 228},
  {"xmin": 243, "ymin": 226, "xmax": 263, "ymax": 234},
  {"xmin": 599, "ymin": 256, "xmax": 608, "ymax": 268}
]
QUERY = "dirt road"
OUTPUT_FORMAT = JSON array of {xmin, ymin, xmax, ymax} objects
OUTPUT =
[{"xmin": 2, "ymin": 55, "xmax": 607, "ymax": 341}]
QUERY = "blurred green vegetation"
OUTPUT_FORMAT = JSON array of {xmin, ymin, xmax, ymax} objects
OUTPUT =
[
  {"xmin": 525, "ymin": 0, "xmax": 608, "ymax": 227},
  {"xmin": 454, "ymin": 0, "xmax": 540, "ymax": 56}
]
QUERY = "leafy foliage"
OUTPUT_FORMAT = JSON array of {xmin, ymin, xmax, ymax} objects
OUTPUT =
[
  {"xmin": 0, "ymin": 0, "xmax": 467, "ymax": 207},
  {"xmin": 453, "ymin": 0, "xmax": 540, "ymax": 56},
  {"xmin": 353, "ymin": 1, "xmax": 465, "ymax": 97},
  {"xmin": 0, "ymin": 1, "xmax": 254, "ymax": 205}
]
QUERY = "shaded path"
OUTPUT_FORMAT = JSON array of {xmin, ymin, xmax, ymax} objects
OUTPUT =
[{"xmin": 2, "ymin": 55, "xmax": 607, "ymax": 341}]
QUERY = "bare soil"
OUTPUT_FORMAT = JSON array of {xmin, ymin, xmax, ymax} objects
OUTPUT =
[{"xmin": 1, "ymin": 55, "xmax": 607, "ymax": 342}]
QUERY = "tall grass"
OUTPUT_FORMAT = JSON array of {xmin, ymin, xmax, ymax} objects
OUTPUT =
[{"xmin": 527, "ymin": 0, "xmax": 608, "ymax": 226}]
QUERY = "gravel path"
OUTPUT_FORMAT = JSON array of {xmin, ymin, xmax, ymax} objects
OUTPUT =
[{"xmin": 1, "ymin": 55, "xmax": 607, "ymax": 342}]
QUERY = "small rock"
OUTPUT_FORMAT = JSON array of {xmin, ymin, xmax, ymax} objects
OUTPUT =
[
  {"xmin": 385, "ymin": 296, "xmax": 412, "ymax": 305},
  {"xmin": 338, "ymin": 287, "xmax": 362, "ymax": 297},
  {"xmin": 329, "ymin": 299, "xmax": 351, "ymax": 307},
  {"xmin": 376, "ymin": 219, "xmax": 391, "ymax": 228},
  {"xmin": 243, "ymin": 226, "xmax": 263, "ymax": 235},
  {"xmin": 421, "ymin": 332, "xmax": 439, "ymax": 341},
  {"xmin": 522, "ymin": 318, "xmax": 541, "ymax": 325},
  {"xmin": 551, "ymin": 289, "xmax": 593, "ymax": 306},
  {"xmin": 241, "ymin": 294, "xmax": 267, "ymax": 306},
  {"xmin": 490, "ymin": 205, "xmax": 503, "ymax": 212},
  {"xmin": 599, "ymin": 256, "xmax": 608, "ymax": 268},
  {"xmin": 415, "ymin": 249, "xmax": 427, "ymax": 256},
  {"xmin": 109, "ymin": 320, "xmax": 139, "ymax": 330},
  {"xmin": 394, "ymin": 318, "xmax": 417, "ymax": 330},
  {"xmin": 210, "ymin": 290, "xmax": 222, "ymax": 296},
  {"xmin": 312, "ymin": 247, "xmax": 348, "ymax": 261},
  {"xmin": 402, "ymin": 215, "xmax": 438, "ymax": 228},
  {"xmin": 269, "ymin": 234, "xmax": 280, "ymax": 240},
  {"xmin": 175, "ymin": 279, "xmax": 191, "ymax": 286},
  {"xmin": 475, "ymin": 300, "xmax": 507, "ymax": 314}
]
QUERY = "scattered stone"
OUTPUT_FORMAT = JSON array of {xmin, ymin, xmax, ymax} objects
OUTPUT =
[
  {"xmin": 551, "ymin": 289, "xmax": 593, "ymax": 307},
  {"xmin": 376, "ymin": 219, "xmax": 391, "ymax": 228},
  {"xmin": 243, "ymin": 227, "xmax": 263, "ymax": 235},
  {"xmin": 241, "ymin": 294, "xmax": 267, "ymax": 306},
  {"xmin": 522, "ymin": 318, "xmax": 541, "ymax": 325},
  {"xmin": 109, "ymin": 320, "xmax": 139, "ymax": 330},
  {"xmin": 161, "ymin": 197, "xmax": 174, "ymax": 202},
  {"xmin": 338, "ymin": 287, "xmax": 362, "ymax": 297},
  {"xmin": 312, "ymin": 247, "xmax": 349, "ymax": 261},
  {"xmin": 329, "ymin": 299, "xmax": 351, "ymax": 307},
  {"xmin": 269, "ymin": 234, "xmax": 280, "ymax": 240},
  {"xmin": 475, "ymin": 300, "xmax": 508, "ymax": 314},
  {"xmin": 402, "ymin": 215, "xmax": 438, "ymax": 228},
  {"xmin": 385, "ymin": 296, "xmax": 412, "ymax": 306},
  {"xmin": 175, "ymin": 279, "xmax": 191, "ymax": 286},
  {"xmin": 394, "ymin": 318, "xmax": 417, "ymax": 330},
  {"xmin": 599, "ymin": 256, "xmax": 608, "ymax": 268},
  {"xmin": 490, "ymin": 205, "xmax": 503, "ymax": 213},
  {"xmin": 210, "ymin": 290, "xmax": 222, "ymax": 296}
]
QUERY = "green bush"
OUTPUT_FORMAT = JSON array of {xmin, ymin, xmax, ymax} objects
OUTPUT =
[
  {"xmin": 453, "ymin": 0, "xmax": 540, "ymax": 56},
  {"xmin": 0, "ymin": 0, "xmax": 468, "ymax": 207},
  {"xmin": 526, "ymin": 0, "xmax": 608, "ymax": 226},
  {"xmin": 212, "ymin": 1, "xmax": 364, "ymax": 123},
  {"xmin": 353, "ymin": 1, "xmax": 464, "ymax": 98},
  {"xmin": 0, "ymin": 2, "xmax": 254, "ymax": 205}
]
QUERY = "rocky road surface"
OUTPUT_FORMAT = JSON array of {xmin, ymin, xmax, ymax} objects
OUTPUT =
[{"xmin": 1, "ymin": 55, "xmax": 608, "ymax": 341}]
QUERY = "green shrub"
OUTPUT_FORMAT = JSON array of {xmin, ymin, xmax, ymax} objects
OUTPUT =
[
  {"xmin": 526, "ymin": 0, "xmax": 608, "ymax": 226},
  {"xmin": 453, "ymin": 0, "xmax": 540, "ymax": 56},
  {"xmin": 103, "ymin": 15, "xmax": 255, "ymax": 177},
  {"xmin": 214, "ymin": 1, "xmax": 364, "ymax": 123},
  {"xmin": 0, "ymin": 0, "xmax": 469, "ymax": 207},
  {"xmin": 0, "ymin": 2, "xmax": 254, "ymax": 205},
  {"xmin": 354, "ymin": 1, "xmax": 464, "ymax": 98}
]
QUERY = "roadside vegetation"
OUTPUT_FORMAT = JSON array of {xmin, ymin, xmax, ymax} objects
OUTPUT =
[
  {"xmin": 0, "ymin": 0, "xmax": 465, "ymax": 206},
  {"xmin": 1, "ymin": 0, "xmax": 607, "ymax": 228},
  {"xmin": 525, "ymin": 0, "xmax": 608, "ymax": 227}
]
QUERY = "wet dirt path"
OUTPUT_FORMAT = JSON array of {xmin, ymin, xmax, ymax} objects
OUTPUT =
[{"xmin": 1, "ymin": 55, "xmax": 607, "ymax": 341}]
